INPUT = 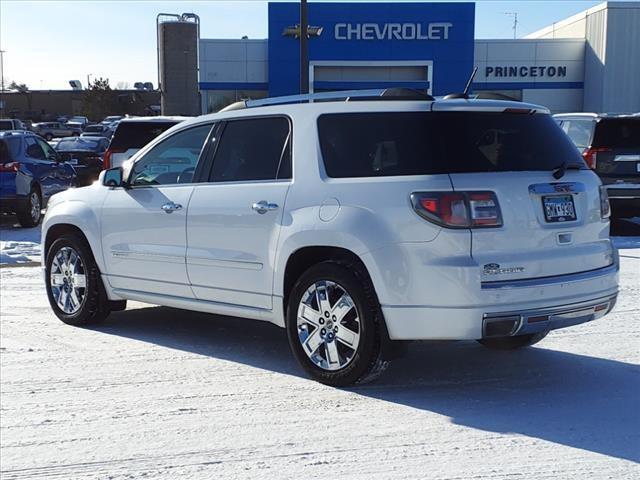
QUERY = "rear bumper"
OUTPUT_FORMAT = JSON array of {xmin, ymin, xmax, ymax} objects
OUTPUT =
[
  {"xmin": 381, "ymin": 261, "xmax": 619, "ymax": 340},
  {"xmin": 603, "ymin": 183, "xmax": 639, "ymax": 216},
  {"xmin": 482, "ymin": 293, "xmax": 617, "ymax": 338}
]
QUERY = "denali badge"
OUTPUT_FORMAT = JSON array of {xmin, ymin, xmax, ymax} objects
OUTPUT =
[{"xmin": 483, "ymin": 263, "xmax": 525, "ymax": 275}]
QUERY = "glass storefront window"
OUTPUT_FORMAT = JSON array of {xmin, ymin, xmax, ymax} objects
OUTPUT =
[{"xmin": 204, "ymin": 90, "xmax": 268, "ymax": 113}]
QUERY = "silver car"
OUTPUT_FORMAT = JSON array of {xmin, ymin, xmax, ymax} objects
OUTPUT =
[{"xmin": 32, "ymin": 122, "xmax": 82, "ymax": 141}]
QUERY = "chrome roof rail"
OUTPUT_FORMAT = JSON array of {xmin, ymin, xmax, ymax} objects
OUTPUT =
[
  {"xmin": 244, "ymin": 88, "xmax": 433, "ymax": 108},
  {"xmin": 245, "ymin": 89, "xmax": 386, "ymax": 108}
]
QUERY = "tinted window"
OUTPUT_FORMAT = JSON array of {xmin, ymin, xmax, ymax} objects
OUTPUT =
[
  {"xmin": 593, "ymin": 118, "xmax": 640, "ymax": 148},
  {"xmin": 110, "ymin": 121, "xmax": 180, "ymax": 150},
  {"xmin": 318, "ymin": 112, "xmax": 583, "ymax": 177},
  {"xmin": 209, "ymin": 117, "xmax": 291, "ymax": 182},
  {"xmin": 0, "ymin": 138, "xmax": 21, "ymax": 162},
  {"xmin": 25, "ymin": 137, "xmax": 46, "ymax": 160},
  {"xmin": 129, "ymin": 124, "xmax": 212, "ymax": 186},
  {"xmin": 0, "ymin": 121, "xmax": 14, "ymax": 131}
]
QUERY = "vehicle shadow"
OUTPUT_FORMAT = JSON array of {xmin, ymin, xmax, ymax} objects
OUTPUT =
[{"xmin": 95, "ymin": 305, "xmax": 640, "ymax": 463}]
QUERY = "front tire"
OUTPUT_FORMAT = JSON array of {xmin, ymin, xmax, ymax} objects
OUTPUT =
[
  {"xmin": 45, "ymin": 234, "xmax": 111, "ymax": 326},
  {"xmin": 478, "ymin": 332, "xmax": 548, "ymax": 350},
  {"xmin": 16, "ymin": 188, "xmax": 42, "ymax": 227},
  {"xmin": 286, "ymin": 261, "xmax": 388, "ymax": 386}
]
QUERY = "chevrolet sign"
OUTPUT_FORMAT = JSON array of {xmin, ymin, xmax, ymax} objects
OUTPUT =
[{"xmin": 334, "ymin": 22, "xmax": 453, "ymax": 41}]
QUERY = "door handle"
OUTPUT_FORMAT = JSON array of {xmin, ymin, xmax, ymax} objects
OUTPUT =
[
  {"xmin": 161, "ymin": 202, "xmax": 183, "ymax": 214},
  {"xmin": 252, "ymin": 200, "xmax": 279, "ymax": 214}
]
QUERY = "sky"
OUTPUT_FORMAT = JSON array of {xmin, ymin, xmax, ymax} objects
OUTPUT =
[{"xmin": 0, "ymin": 0, "xmax": 609, "ymax": 90}]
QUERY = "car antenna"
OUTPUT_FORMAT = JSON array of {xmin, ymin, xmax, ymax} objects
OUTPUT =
[{"xmin": 444, "ymin": 66, "xmax": 478, "ymax": 100}]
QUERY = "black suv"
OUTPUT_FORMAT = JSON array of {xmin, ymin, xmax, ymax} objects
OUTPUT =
[{"xmin": 554, "ymin": 113, "xmax": 639, "ymax": 218}]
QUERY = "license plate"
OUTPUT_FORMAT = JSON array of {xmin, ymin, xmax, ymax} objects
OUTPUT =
[{"xmin": 542, "ymin": 195, "xmax": 576, "ymax": 222}]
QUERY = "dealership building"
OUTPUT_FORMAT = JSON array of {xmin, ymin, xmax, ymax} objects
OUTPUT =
[{"xmin": 160, "ymin": 1, "xmax": 640, "ymax": 114}]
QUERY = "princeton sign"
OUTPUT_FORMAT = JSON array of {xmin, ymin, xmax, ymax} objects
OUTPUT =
[
  {"xmin": 485, "ymin": 65, "xmax": 568, "ymax": 78},
  {"xmin": 334, "ymin": 23, "xmax": 453, "ymax": 41}
]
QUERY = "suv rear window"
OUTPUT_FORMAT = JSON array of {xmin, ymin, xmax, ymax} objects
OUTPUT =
[
  {"xmin": 0, "ymin": 137, "xmax": 21, "ymax": 162},
  {"xmin": 109, "ymin": 121, "xmax": 180, "ymax": 150},
  {"xmin": 593, "ymin": 118, "xmax": 640, "ymax": 149},
  {"xmin": 318, "ymin": 112, "xmax": 583, "ymax": 177}
]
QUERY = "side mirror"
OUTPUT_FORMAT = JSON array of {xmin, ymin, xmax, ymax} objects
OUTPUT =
[{"xmin": 102, "ymin": 167, "xmax": 124, "ymax": 187}]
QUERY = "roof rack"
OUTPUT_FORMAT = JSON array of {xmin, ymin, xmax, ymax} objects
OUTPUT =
[{"xmin": 220, "ymin": 88, "xmax": 434, "ymax": 112}]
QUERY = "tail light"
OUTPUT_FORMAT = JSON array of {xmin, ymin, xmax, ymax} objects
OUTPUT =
[
  {"xmin": 582, "ymin": 147, "xmax": 611, "ymax": 169},
  {"xmin": 411, "ymin": 191, "xmax": 503, "ymax": 228},
  {"xmin": 0, "ymin": 162, "xmax": 20, "ymax": 172},
  {"xmin": 599, "ymin": 185, "xmax": 611, "ymax": 219}
]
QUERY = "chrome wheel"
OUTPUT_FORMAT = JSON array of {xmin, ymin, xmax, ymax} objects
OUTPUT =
[
  {"xmin": 297, "ymin": 280, "xmax": 361, "ymax": 371},
  {"xmin": 50, "ymin": 246, "xmax": 87, "ymax": 314},
  {"xmin": 30, "ymin": 192, "xmax": 41, "ymax": 223}
]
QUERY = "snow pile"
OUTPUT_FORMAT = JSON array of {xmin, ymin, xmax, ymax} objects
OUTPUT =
[
  {"xmin": 0, "ymin": 221, "xmax": 41, "ymax": 266},
  {"xmin": 0, "ymin": 241, "xmax": 41, "ymax": 265}
]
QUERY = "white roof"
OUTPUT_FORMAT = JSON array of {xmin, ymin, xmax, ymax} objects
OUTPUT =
[{"xmin": 118, "ymin": 116, "xmax": 190, "ymax": 123}]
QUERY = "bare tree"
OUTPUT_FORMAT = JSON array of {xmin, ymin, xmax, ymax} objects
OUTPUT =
[{"xmin": 9, "ymin": 81, "xmax": 29, "ymax": 93}]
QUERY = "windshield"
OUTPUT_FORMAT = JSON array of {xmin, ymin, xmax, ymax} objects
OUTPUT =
[
  {"xmin": 318, "ymin": 111, "xmax": 585, "ymax": 178},
  {"xmin": 56, "ymin": 138, "xmax": 102, "ymax": 151},
  {"xmin": 593, "ymin": 118, "xmax": 640, "ymax": 149}
]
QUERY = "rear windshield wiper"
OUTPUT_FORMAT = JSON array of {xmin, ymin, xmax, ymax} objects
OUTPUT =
[{"xmin": 552, "ymin": 161, "xmax": 583, "ymax": 179}]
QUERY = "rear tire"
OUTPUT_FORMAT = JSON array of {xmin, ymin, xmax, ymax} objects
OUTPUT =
[
  {"xmin": 478, "ymin": 332, "xmax": 548, "ymax": 350},
  {"xmin": 16, "ymin": 188, "xmax": 42, "ymax": 227},
  {"xmin": 45, "ymin": 234, "xmax": 112, "ymax": 326},
  {"xmin": 286, "ymin": 261, "xmax": 388, "ymax": 386}
]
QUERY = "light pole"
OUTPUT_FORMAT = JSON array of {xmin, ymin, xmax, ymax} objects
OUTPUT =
[
  {"xmin": 0, "ymin": 50, "xmax": 5, "ymax": 115},
  {"xmin": 503, "ymin": 12, "xmax": 518, "ymax": 39},
  {"xmin": 86, "ymin": 73, "xmax": 92, "ymax": 89}
]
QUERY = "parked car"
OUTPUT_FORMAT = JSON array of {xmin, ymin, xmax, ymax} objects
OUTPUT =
[
  {"xmin": 0, "ymin": 131, "xmax": 77, "ymax": 227},
  {"xmin": 103, "ymin": 116, "xmax": 186, "ymax": 169},
  {"xmin": 32, "ymin": 122, "xmax": 82, "ymax": 141},
  {"xmin": 68, "ymin": 116, "xmax": 90, "ymax": 127},
  {"xmin": 554, "ymin": 113, "xmax": 639, "ymax": 218},
  {"xmin": 101, "ymin": 116, "xmax": 123, "ymax": 126},
  {"xmin": 0, "ymin": 118, "xmax": 27, "ymax": 131},
  {"xmin": 81, "ymin": 124, "xmax": 114, "ymax": 139},
  {"xmin": 41, "ymin": 92, "xmax": 618, "ymax": 386},
  {"xmin": 54, "ymin": 136, "xmax": 109, "ymax": 186}
]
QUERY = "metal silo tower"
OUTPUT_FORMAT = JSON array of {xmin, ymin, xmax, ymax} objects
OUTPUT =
[{"xmin": 157, "ymin": 13, "xmax": 201, "ymax": 116}]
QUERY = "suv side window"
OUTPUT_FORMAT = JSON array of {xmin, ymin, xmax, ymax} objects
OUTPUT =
[
  {"xmin": 129, "ymin": 124, "xmax": 213, "ymax": 186},
  {"xmin": 35, "ymin": 137, "xmax": 59, "ymax": 161},
  {"xmin": 24, "ymin": 137, "xmax": 46, "ymax": 160},
  {"xmin": 209, "ymin": 117, "xmax": 291, "ymax": 182}
]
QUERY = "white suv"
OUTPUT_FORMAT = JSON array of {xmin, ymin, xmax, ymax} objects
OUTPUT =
[{"xmin": 41, "ymin": 91, "xmax": 619, "ymax": 386}]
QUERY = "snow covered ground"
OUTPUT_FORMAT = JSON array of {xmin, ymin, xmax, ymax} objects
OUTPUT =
[{"xmin": 0, "ymin": 246, "xmax": 638, "ymax": 478}]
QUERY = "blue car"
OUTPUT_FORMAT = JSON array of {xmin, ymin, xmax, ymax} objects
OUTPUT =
[{"xmin": 0, "ymin": 131, "xmax": 77, "ymax": 227}]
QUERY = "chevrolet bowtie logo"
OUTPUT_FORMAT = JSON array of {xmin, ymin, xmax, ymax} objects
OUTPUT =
[{"xmin": 282, "ymin": 24, "xmax": 324, "ymax": 38}]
